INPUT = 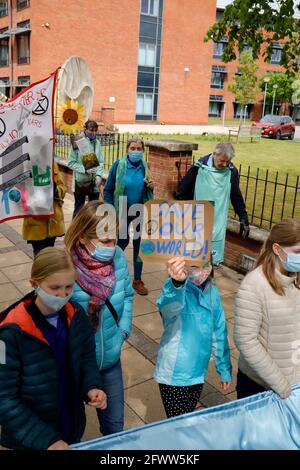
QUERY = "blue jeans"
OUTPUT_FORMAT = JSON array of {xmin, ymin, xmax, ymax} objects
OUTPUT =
[
  {"xmin": 96, "ymin": 359, "xmax": 124, "ymax": 436},
  {"xmin": 117, "ymin": 215, "xmax": 143, "ymax": 280}
]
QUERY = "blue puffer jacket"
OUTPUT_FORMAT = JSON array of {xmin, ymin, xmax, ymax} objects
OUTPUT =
[
  {"xmin": 71, "ymin": 246, "xmax": 134, "ymax": 370},
  {"xmin": 154, "ymin": 278, "xmax": 232, "ymax": 386}
]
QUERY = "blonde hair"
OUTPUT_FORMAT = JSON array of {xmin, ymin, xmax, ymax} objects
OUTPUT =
[
  {"xmin": 64, "ymin": 200, "xmax": 117, "ymax": 253},
  {"xmin": 31, "ymin": 247, "xmax": 76, "ymax": 283},
  {"xmin": 255, "ymin": 218, "xmax": 300, "ymax": 295}
]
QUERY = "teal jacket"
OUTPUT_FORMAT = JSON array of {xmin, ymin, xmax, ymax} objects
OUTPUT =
[
  {"xmin": 0, "ymin": 293, "xmax": 102, "ymax": 450},
  {"xmin": 154, "ymin": 278, "xmax": 232, "ymax": 386},
  {"xmin": 71, "ymin": 246, "xmax": 134, "ymax": 370},
  {"xmin": 67, "ymin": 138, "xmax": 104, "ymax": 192}
]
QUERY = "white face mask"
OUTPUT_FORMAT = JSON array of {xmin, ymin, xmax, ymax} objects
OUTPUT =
[
  {"xmin": 185, "ymin": 265, "xmax": 212, "ymax": 287},
  {"xmin": 36, "ymin": 287, "xmax": 73, "ymax": 311}
]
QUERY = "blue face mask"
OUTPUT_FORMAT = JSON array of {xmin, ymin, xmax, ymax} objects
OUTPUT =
[
  {"xmin": 36, "ymin": 287, "xmax": 73, "ymax": 312},
  {"xmin": 280, "ymin": 248, "xmax": 300, "ymax": 273},
  {"xmin": 90, "ymin": 242, "xmax": 116, "ymax": 262},
  {"xmin": 85, "ymin": 131, "xmax": 97, "ymax": 141},
  {"xmin": 129, "ymin": 150, "xmax": 143, "ymax": 163}
]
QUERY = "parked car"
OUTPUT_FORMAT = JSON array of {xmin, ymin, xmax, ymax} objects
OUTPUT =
[{"xmin": 253, "ymin": 115, "xmax": 295, "ymax": 140}]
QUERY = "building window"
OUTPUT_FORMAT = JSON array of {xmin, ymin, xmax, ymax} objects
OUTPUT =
[
  {"xmin": 17, "ymin": 20, "xmax": 30, "ymax": 64},
  {"xmin": 211, "ymin": 66, "xmax": 226, "ymax": 89},
  {"xmin": 208, "ymin": 95, "xmax": 223, "ymax": 117},
  {"xmin": 138, "ymin": 42, "xmax": 156, "ymax": 67},
  {"xmin": 0, "ymin": 1, "xmax": 8, "ymax": 17},
  {"xmin": 15, "ymin": 75, "xmax": 30, "ymax": 94},
  {"xmin": 233, "ymin": 103, "xmax": 251, "ymax": 119},
  {"xmin": 270, "ymin": 44, "xmax": 282, "ymax": 64},
  {"xmin": 0, "ymin": 27, "xmax": 8, "ymax": 67},
  {"xmin": 0, "ymin": 76, "xmax": 9, "ymax": 98},
  {"xmin": 216, "ymin": 8, "xmax": 224, "ymax": 21},
  {"xmin": 213, "ymin": 38, "xmax": 227, "ymax": 59},
  {"xmin": 136, "ymin": 92, "xmax": 153, "ymax": 115},
  {"xmin": 141, "ymin": 0, "xmax": 159, "ymax": 16},
  {"xmin": 240, "ymin": 43, "xmax": 252, "ymax": 56},
  {"xmin": 17, "ymin": 0, "xmax": 30, "ymax": 10}
]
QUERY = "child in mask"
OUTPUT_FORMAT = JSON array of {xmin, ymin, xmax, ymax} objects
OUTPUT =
[
  {"xmin": 64, "ymin": 200, "xmax": 134, "ymax": 436},
  {"xmin": 68, "ymin": 119, "xmax": 104, "ymax": 218},
  {"xmin": 154, "ymin": 256, "xmax": 232, "ymax": 418},
  {"xmin": 0, "ymin": 247, "xmax": 106, "ymax": 450}
]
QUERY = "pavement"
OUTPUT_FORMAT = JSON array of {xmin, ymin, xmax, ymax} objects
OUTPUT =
[{"xmin": 0, "ymin": 193, "xmax": 243, "ymax": 444}]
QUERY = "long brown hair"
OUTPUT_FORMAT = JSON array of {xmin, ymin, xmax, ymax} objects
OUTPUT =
[
  {"xmin": 255, "ymin": 218, "xmax": 300, "ymax": 295},
  {"xmin": 64, "ymin": 200, "xmax": 117, "ymax": 253},
  {"xmin": 31, "ymin": 247, "xmax": 76, "ymax": 282}
]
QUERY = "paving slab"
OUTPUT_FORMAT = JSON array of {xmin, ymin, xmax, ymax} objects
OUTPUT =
[{"xmin": 122, "ymin": 347, "xmax": 154, "ymax": 389}]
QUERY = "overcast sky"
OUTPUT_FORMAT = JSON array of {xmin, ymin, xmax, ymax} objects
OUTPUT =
[{"xmin": 216, "ymin": 0, "xmax": 300, "ymax": 17}]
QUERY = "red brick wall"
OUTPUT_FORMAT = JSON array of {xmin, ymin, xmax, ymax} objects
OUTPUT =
[
  {"xmin": 224, "ymin": 230, "xmax": 263, "ymax": 271},
  {"xmin": 158, "ymin": 0, "xmax": 215, "ymax": 124},
  {"xmin": 0, "ymin": 1, "xmax": 285, "ymax": 125},
  {"xmin": 148, "ymin": 147, "xmax": 193, "ymax": 199}
]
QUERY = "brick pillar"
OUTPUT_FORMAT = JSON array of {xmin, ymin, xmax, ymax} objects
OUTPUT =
[
  {"xmin": 146, "ymin": 140, "xmax": 198, "ymax": 199},
  {"xmin": 101, "ymin": 106, "xmax": 115, "ymax": 129}
]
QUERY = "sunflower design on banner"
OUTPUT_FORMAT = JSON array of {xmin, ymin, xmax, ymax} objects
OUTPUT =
[{"xmin": 56, "ymin": 99, "xmax": 86, "ymax": 134}]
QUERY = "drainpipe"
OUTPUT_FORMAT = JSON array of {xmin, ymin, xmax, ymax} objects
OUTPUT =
[{"xmin": 9, "ymin": 0, "xmax": 13, "ymax": 98}]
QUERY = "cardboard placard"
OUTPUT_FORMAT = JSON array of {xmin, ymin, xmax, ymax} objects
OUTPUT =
[{"xmin": 139, "ymin": 200, "xmax": 214, "ymax": 267}]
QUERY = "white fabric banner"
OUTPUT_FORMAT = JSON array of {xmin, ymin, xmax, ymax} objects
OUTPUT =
[{"xmin": 0, "ymin": 72, "xmax": 57, "ymax": 223}]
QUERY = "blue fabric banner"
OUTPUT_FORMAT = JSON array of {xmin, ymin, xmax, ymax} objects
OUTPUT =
[{"xmin": 73, "ymin": 384, "xmax": 300, "ymax": 450}]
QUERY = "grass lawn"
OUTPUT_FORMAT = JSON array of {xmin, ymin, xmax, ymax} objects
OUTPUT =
[
  {"xmin": 139, "ymin": 133, "xmax": 300, "ymax": 228},
  {"xmin": 56, "ymin": 131, "xmax": 300, "ymax": 228}
]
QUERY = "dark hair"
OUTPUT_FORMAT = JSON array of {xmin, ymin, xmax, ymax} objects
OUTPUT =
[
  {"xmin": 126, "ymin": 137, "xmax": 145, "ymax": 153},
  {"xmin": 84, "ymin": 120, "xmax": 98, "ymax": 130}
]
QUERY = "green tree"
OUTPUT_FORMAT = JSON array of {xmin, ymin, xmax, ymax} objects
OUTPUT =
[
  {"xmin": 205, "ymin": 0, "xmax": 300, "ymax": 73},
  {"xmin": 228, "ymin": 51, "xmax": 260, "ymax": 122},
  {"xmin": 259, "ymin": 72, "xmax": 295, "ymax": 113}
]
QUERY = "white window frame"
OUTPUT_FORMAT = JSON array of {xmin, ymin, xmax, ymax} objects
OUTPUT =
[
  {"xmin": 136, "ymin": 92, "xmax": 154, "ymax": 115},
  {"xmin": 138, "ymin": 42, "xmax": 156, "ymax": 67},
  {"xmin": 141, "ymin": 0, "xmax": 159, "ymax": 17}
]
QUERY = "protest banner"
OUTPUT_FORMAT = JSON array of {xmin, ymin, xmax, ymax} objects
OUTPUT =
[
  {"xmin": 0, "ymin": 71, "xmax": 57, "ymax": 223},
  {"xmin": 139, "ymin": 200, "xmax": 214, "ymax": 267}
]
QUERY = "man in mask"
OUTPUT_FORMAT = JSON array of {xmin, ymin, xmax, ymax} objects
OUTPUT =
[{"xmin": 176, "ymin": 142, "xmax": 249, "ymax": 265}]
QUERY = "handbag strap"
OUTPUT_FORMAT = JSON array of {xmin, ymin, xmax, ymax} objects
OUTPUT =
[{"xmin": 105, "ymin": 298, "xmax": 119, "ymax": 325}]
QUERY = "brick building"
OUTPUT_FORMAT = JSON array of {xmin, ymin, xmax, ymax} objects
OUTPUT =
[{"xmin": 0, "ymin": 0, "xmax": 292, "ymax": 125}]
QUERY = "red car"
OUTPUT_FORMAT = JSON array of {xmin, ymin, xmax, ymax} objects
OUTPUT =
[{"xmin": 254, "ymin": 114, "xmax": 296, "ymax": 140}]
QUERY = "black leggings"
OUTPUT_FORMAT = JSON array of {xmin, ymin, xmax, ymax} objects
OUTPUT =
[
  {"xmin": 236, "ymin": 369, "xmax": 267, "ymax": 399},
  {"xmin": 159, "ymin": 383, "xmax": 203, "ymax": 418}
]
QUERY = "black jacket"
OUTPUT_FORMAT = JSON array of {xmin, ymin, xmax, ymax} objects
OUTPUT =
[
  {"xmin": 0, "ymin": 293, "xmax": 102, "ymax": 450},
  {"xmin": 176, "ymin": 155, "xmax": 249, "ymax": 224}
]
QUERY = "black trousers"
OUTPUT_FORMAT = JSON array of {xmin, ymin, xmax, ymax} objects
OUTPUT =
[
  {"xmin": 159, "ymin": 383, "xmax": 203, "ymax": 418},
  {"xmin": 30, "ymin": 237, "xmax": 56, "ymax": 257},
  {"xmin": 236, "ymin": 369, "xmax": 267, "ymax": 399},
  {"xmin": 72, "ymin": 190, "xmax": 99, "ymax": 219}
]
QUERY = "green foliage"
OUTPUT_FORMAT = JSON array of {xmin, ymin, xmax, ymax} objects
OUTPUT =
[
  {"xmin": 259, "ymin": 72, "xmax": 295, "ymax": 102},
  {"xmin": 205, "ymin": 0, "xmax": 300, "ymax": 73},
  {"xmin": 228, "ymin": 51, "xmax": 260, "ymax": 116}
]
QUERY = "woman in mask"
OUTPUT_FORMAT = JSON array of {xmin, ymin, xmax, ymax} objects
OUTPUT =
[
  {"xmin": 68, "ymin": 120, "xmax": 104, "ymax": 218},
  {"xmin": 104, "ymin": 137, "xmax": 154, "ymax": 296},
  {"xmin": 234, "ymin": 218, "xmax": 300, "ymax": 400},
  {"xmin": 64, "ymin": 201, "xmax": 134, "ymax": 436},
  {"xmin": 0, "ymin": 247, "xmax": 106, "ymax": 450},
  {"xmin": 153, "ymin": 257, "xmax": 232, "ymax": 418}
]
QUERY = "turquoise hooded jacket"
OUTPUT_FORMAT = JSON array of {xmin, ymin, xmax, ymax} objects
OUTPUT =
[
  {"xmin": 71, "ymin": 246, "xmax": 134, "ymax": 370},
  {"xmin": 154, "ymin": 278, "xmax": 232, "ymax": 386}
]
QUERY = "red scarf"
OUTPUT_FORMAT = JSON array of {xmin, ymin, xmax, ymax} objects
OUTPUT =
[{"xmin": 72, "ymin": 244, "xmax": 116, "ymax": 331}]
